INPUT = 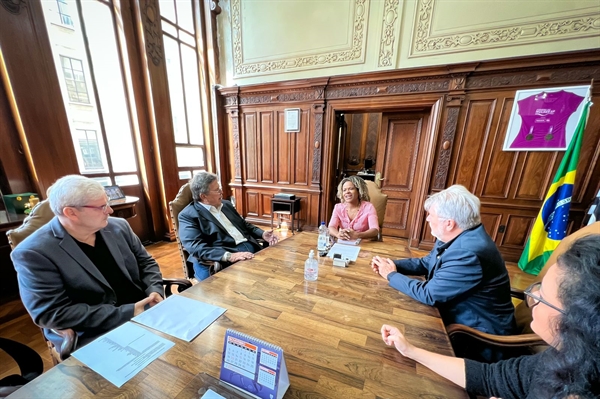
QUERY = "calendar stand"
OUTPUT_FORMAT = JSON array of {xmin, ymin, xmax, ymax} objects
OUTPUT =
[{"xmin": 219, "ymin": 330, "xmax": 289, "ymax": 399}]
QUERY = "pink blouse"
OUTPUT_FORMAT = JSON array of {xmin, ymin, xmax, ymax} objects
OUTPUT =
[{"xmin": 328, "ymin": 201, "xmax": 379, "ymax": 232}]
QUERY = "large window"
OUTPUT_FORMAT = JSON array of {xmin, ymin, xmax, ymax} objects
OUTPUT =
[
  {"xmin": 56, "ymin": 0, "xmax": 73, "ymax": 27},
  {"xmin": 60, "ymin": 56, "xmax": 89, "ymax": 104},
  {"xmin": 160, "ymin": 0, "xmax": 207, "ymax": 180},
  {"xmin": 42, "ymin": 1, "xmax": 139, "ymax": 186}
]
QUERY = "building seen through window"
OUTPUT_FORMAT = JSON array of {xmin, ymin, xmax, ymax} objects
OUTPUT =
[{"xmin": 42, "ymin": 0, "xmax": 139, "ymax": 186}]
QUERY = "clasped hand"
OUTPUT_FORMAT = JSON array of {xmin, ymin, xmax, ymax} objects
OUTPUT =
[
  {"xmin": 371, "ymin": 256, "xmax": 396, "ymax": 279},
  {"xmin": 338, "ymin": 228, "xmax": 359, "ymax": 240}
]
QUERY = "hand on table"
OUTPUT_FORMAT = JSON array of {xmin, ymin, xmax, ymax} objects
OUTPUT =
[
  {"xmin": 381, "ymin": 324, "xmax": 414, "ymax": 356},
  {"xmin": 230, "ymin": 252, "xmax": 254, "ymax": 263},
  {"xmin": 134, "ymin": 292, "xmax": 164, "ymax": 316},
  {"xmin": 371, "ymin": 256, "xmax": 396, "ymax": 279}
]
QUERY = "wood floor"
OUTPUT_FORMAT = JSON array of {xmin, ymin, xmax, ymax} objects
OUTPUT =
[{"xmin": 0, "ymin": 238, "xmax": 536, "ymax": 381}]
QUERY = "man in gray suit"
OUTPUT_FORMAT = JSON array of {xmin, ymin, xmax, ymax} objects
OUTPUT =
[
  {"xmin": 11, "ymin": 175, "xmax": 164, "ymax": 349},
  {"xmin": 178, "ymin": 171, "xmax": 277, "ymax": 281}
]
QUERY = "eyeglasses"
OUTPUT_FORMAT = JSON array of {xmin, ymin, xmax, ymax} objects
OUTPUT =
[
  {"xmin": 524, "ymin": 282, "xmax": 565, "ymax": 314},
  {"xmin": 79, "ymin": 203, "xmax": 111, "ymax": 213}
]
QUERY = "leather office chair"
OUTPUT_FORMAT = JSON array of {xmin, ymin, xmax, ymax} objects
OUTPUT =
[
  {"xmin": 6, "ymin": 199, "xmax": 192, "ymax": 364},
  {"xmin": 365, "ymin": 180, "xmax": 388, "ymax": 241},
  {"xmin": 446, "ymin": 221, "xmax": 600, "ymax": 359},
  {"xmin": 0, "ymin": 338, "xmax": 43, "ymax": 398}
]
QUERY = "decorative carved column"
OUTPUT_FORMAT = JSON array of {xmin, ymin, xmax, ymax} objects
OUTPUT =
[
  {"xmin": 311, "ymin": 103, "xmax": 325, "ymax": 185},
  {"xmin": 432, "ymin": 74, "xmax": 467, "ymax": 190}
]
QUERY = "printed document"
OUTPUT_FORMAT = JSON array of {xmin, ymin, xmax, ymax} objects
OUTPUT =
[{"xmin": 72, "ymin": 322, "xmax": 174, "ymax": 387}]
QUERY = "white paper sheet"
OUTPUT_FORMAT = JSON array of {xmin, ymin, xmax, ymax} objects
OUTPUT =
[
  {"xmin": 326, "ymin": 243, "xmax": 361, "ymax": 262},
  {"xmin": 132, "ymin": 294, "xmax": 226, "ymax": 342},
  {"xmin": 72, "ymin": 322, "xmax": 174, "ymax": 388},
  {"xmin": 200, "ymin": 389, "xmax": 226, "ymax": 399}
]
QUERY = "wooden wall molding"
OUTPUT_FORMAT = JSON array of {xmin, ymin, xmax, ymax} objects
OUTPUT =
[
  {"xmin": 231, "ymin": 0, "xmax": 369, "ymax": 77},
  {"xmin": 326, "ymin": 77, "xmax": 449, "ymax": 99},
  {"xmin": 466, "ymin": 65, "xmax": 600, "ymax": 90},
  {"xmin": 311, "ymin": 103, "xmax": 325, "ymax": 185},
  {"xmin": 412, "ymin": 0, "xmax": 600, "ymax": 56},
  {"xmin": 432, "ymin": 104, "xmax": 460, "ymax": 190}
]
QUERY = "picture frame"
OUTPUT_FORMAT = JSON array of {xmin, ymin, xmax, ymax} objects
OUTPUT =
[
  {"xmin": 284, "ymin": 108, "xmax": 300, "ymax": 132},
  {"xmin": 502, "ymin": 85, "xmax": 591, "ymax": 151},
  {"xmin": 104, "ymin": 185, "xmax": 126, "ymax": 201}
]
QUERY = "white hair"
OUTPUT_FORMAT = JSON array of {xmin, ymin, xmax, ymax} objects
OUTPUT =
[
  {"xmin": 424, "ymin": 185, "xmax": 481, "ymax": 230},
  {"xmin": 47, "ymin": 175, "xmax": 106, "ymax": 216}
]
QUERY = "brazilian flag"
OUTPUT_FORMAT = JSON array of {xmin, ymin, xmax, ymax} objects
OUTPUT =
[{"xmin": 518, "ymin": 101, "xmax": 591, "ymax": 275}]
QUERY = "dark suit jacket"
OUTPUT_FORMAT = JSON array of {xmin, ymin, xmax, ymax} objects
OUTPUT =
[
  {"xmin": 178, "ymin": 200, "xmax": 265, "ymax": 263},
  {"xmin": 388, "ymin": 224, "xmax": 516, "ymax": 336},
  {"xmin": 11, "ymin": 217, "xmax": 163, "ymax": 348}
]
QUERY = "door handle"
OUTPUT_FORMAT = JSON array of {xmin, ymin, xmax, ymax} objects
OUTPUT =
[{"xmin": 375, "ymin": 172, "xmax": 385, "ymax": 188}]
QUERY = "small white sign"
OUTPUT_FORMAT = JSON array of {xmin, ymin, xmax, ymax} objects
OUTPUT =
[{"xmin": 284, "ymin": 108, "xmax": 300, "ymax": 132}]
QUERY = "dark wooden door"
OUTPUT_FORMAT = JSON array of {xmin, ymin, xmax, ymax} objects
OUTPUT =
[{"xmin": 375, "ymin": 112, "xmax": 429, "ymax": 238}]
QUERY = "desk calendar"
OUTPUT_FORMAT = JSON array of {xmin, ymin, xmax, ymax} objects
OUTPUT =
[{"xmin": 219, "ymin": 329, "xmax": 289, "ymax": 399}]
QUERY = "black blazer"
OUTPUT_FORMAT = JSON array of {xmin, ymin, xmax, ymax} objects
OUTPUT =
[{"xmin": 178, "ymin": 200, "xmax": 265, "ymax": 263}]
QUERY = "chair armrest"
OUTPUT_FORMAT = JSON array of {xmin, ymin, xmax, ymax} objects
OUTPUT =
[
  {"xmin": 446, "ymin": 324, "xmax": 546, "ymax": 348},
  {"xmin": 50, "ymin": 328, "xmax": 78, "ymax": 361},
  {"xmin": 511, "ymin": 287, "xmax": 525, "ymax": 301},
  {"xmin": 162, "ymin": 278, "xmax": 193, "ymax": 297}
]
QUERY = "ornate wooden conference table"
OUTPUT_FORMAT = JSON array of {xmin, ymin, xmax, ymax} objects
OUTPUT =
[{"xmin": 10, "ymin": 232, "xmax": 468, "ymax": 399}]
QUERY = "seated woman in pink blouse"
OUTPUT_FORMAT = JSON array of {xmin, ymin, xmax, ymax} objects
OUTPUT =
[{"xmin": 328, "ymin": 176, "xmax": 379, "ymax": 241}]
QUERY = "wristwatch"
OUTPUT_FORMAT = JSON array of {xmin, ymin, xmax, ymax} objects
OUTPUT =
[{"xmin": 224, "ymin": 252, "xmax": 232, "ymax": 262}]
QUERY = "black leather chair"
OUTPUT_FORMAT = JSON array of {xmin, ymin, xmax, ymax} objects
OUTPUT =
[{"xmin": 0, "ymin": 338, "xmax": 43, "ymax": 398}]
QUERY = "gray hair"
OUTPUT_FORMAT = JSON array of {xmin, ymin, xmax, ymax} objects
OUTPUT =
[
  {"xmin": 190, "ymin": 171, "xmax": 218, "ymax": 201},
  {"xmin": 424, "ymin": 185, "xmax": 481, "ymax": 230},
  {"xmin": 47, "ymin": 175, "xmax": 106, "ymax": 216},
  {"xmin": 336, "ymin": 175, "xmax": 370, "ymax": 203}
]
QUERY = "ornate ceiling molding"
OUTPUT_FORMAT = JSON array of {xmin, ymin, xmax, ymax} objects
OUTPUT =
[
  {"xmin": 411, "ymin": 0, "xmax": 600, "ymax": 57},
  {"xmin": 231, "ymin": 0, "xmax": 369, "ymax": 77},
  {"xmin": 378, "ymin": 0, "xmax": 399, "ymax": 67}
]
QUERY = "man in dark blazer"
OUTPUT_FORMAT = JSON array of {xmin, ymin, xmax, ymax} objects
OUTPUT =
[
  {"xmin": 178, "ymin": 171, "xmax": 277, "ymax": 281},
  {"xmin": 371, "ymin": 185, "xmax": 515, "ymax": 360},
  {"xmin": 11, "ymin": 175, "xmax": 164, "ymax": 350}
]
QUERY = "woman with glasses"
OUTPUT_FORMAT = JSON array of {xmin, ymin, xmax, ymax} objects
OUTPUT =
[{"xmin": 381, "ymin": 234, "xmax": 600, "ymax": 399}]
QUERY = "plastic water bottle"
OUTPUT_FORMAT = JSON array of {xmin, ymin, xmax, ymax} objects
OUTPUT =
[
  {"xmin": 304, "ymin": 250, "xmax": 318, "ymax": 281},
  {"xmin": 317, "ymin": 221, "xmax": 329, "ymax": 255}
]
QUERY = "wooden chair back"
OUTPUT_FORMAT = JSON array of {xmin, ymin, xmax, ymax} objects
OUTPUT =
[
  {"xmin": 6, "ymin": 200, "xmax": 54, "ymax": 250},
  {"xmin": 168, "ymin": 183, "xmax": 195, "ymax": 279},
  {"xmin": 365, "ymin": 180, "xmax": 388, "ymax": 241}
]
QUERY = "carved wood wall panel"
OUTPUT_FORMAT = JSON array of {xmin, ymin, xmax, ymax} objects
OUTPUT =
[
  {"xmin": 501, "ymin": 214, "xmax": 535, "ymax": 248},
  {"xmin": 514, "ymin": 152, "xmax": 558, "ymax": 201},
  {"xmin": 245, "ymin": 191, "xmax": 259, "ymax": 217},
  {"xmin": 260, "ymin": 112, "xmax": 274, "ymax": 183},
  {"xmin": 479, "ymin": 213, "xmax": 501, "ymax": 241},
  {"xmin": 220, "ymin": 52, "xmax": 600, "ymax": 259},
  {"xmin": 243, "ymin": 113, "xmax": 258, "ymax": 182},
  {"xmin": 451, "ymin": 99, "xmax": 496, "ymax": 192},
  {"xmin": 479, "ymin": 97, "xmax": 517, "ymax": 200},
  {"xmin": 383, "ymin": 198, "xmax": 409, "ymax": 230}
]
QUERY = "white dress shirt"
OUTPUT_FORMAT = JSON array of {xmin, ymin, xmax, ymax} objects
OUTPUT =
[{"xmin": 199, "ymin": 202, "xmax": 248, "ymax": 261}]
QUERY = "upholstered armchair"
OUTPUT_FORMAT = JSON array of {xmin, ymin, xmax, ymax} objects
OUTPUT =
[{"xmin": 365, "ymin": 180, "xmax": 388, "ymax": 241}]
